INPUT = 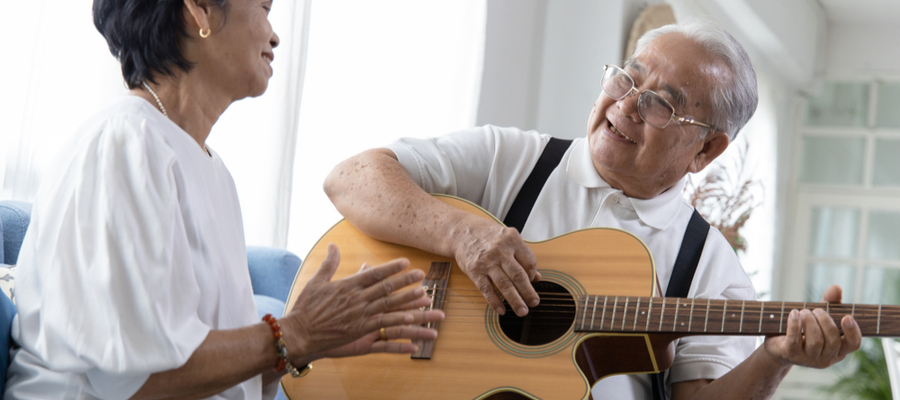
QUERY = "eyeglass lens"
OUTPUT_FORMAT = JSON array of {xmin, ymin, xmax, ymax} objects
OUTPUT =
[{"xmin": 601, "ymin": 66, "xmax": 674, "ymax": 129}]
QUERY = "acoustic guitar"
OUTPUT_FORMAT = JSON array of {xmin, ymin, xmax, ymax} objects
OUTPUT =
[{"xmin": 281, "ymin": 195, "xmax": 898, "ymax": 399}]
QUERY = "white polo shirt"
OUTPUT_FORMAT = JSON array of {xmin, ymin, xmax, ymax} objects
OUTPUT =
[{"xmin": 387, "ymin": 125, "xmax": 756, "ymax": 400}]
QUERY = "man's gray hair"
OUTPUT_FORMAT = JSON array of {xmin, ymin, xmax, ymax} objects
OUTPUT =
[{"xmin": 631, "ymin": 18, "xmax": 758, "ymax": 140}]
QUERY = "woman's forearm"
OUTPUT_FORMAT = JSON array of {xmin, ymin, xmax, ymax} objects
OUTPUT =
[{"xmin": 130, "ymin": 323, "xmax": 282, "ymax": 400}]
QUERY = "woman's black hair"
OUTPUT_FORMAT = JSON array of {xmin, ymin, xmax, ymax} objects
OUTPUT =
[{"xmin": 92, "ymin": 0, "xmax": 228, "ymax": 89}]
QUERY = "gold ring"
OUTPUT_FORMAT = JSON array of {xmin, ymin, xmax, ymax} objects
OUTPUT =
[{"xmin": 378, "ymin": 327, "xmax": 387, "ymax": 341}]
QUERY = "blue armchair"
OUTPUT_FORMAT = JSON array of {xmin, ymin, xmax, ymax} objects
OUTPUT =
[
  {"xmin": 0, "ymin": 201, "xmax": 29, "ymax": 391},
  {"xmin": 0, "ymin": 200, "xmax": 300, "ymax": 397}
]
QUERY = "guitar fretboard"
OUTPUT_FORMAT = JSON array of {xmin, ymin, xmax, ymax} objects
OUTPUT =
[{"xmin": 573, "ymin": 295, "xmax": 900, "ymax": 337}]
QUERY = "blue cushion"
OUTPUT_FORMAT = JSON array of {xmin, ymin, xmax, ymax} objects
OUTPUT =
[
  {"xmin": 0, "ymin": 201, "xmax": 32, "ymax": 265},
  {"xmin": 247, "ymin": 247, "xmax": 301, "ymax": 303},
  {"xmin": 254, "ymin": 294, "xmax": 287, "ymax": 320},
  {"xmin": 0, "ymin": 291, "xmax": 15, "ymax": 391},
  {"xmin": 0, "ymin": 214, "xmax": 4, "ymax": 263}
]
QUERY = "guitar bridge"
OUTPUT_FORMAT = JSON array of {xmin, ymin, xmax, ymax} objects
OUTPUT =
[{"xmin": 411, "ymin": 261, "xmax": 451, "ymax": 359}]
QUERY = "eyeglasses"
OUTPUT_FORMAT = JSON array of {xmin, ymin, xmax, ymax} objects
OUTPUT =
[{"xmin": 601, "ymin": 64, "xmax": 720, "ymax": 132}]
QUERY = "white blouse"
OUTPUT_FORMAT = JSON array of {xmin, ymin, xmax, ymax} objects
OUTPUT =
[{"xmin": 5, "ymin": 97, "xmax": 262, "ymax": 399}]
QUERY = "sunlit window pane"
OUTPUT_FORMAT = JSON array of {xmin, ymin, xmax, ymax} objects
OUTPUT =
[
  {"xmin": 873, "ymin": 139, "xmax": 900, "ymax": 187},
  {"xmin": 863, "ymin": 266, "xmax": 900, "ymax": 305},
  {"xmin": 866, "ymin": 210, "xmax": 900, "ymax": 261},
  {"xmin": 805, "ymin": 82, "xmax": 869, "ymax": 128},
  {"xmin": 799, "ymin": 137, "xmax": 865, "ymax": 185},
  {"xmin": 808, "ymin": 207, "xmax": 859, "ymax": 258},
  {"xmin": 876, "ymin": 82, "xmax": 900, "ymax": 128},
  {"xmin": 806, "ymin": 262, "xmax": 855, "ymax": 302}
]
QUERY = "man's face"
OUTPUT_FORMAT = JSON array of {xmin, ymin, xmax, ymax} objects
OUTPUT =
[{"xmin": 586, "ymin": 32, "xmax": 731, "ymax": 199}]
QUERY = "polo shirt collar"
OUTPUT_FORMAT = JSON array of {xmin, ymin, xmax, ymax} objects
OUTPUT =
[{"xmin": 566, "ymin": 138, "xmax": 687, "ymax": 230}]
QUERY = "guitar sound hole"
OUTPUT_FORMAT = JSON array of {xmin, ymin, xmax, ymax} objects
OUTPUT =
[{"xmin": 499, "ymin": 281, "xmax": 575, "ymax": 346}]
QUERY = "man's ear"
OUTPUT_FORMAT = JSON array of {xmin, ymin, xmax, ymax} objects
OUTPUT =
[
  {"xmin": 688, "ymin": 131, "xmax": 730, "ymax": 173},
  {"xmin": 183, "ymin": 0, "xmax": 214, "ymax": 36}
]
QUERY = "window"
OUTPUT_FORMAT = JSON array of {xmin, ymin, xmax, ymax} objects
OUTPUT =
[{"xmin": 785, "ymin": 79, "xmax": 900, "ymax": 306}]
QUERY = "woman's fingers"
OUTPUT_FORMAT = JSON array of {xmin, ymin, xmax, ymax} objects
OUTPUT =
[
  {"xmin": 308, "ymin": 244, "xmax": 341, "ymax": 284},
  {"xmin": 360, "ymin": 309, "xmax": 445, "ymax": 334}
]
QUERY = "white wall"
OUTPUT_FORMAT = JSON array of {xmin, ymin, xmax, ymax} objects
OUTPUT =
[
  {"xmin": 476, "ymin": 0, "xmax": 661, "ymax": 139},
  {"xmin": 822, "ymin": 23, "xmax": 900, "ymax": 78}
]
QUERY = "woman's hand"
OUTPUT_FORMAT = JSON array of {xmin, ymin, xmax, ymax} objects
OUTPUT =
[{"xmin": 282, "ymin": 244, "xmax": 445, "ymax": 364}]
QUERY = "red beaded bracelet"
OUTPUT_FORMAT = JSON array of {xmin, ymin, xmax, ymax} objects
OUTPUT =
[{"xmin": 262, "ymin": 314, "xmax": 312, "ymax": 378}]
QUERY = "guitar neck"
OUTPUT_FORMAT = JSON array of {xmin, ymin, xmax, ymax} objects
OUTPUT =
[{"xmin": 573, "ymin": 295, "xmax": 900, "ymax": 337}]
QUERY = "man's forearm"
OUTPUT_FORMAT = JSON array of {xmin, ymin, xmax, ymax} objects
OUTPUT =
[
  {"xmin": 323, "ymin": 148, "xmax": 468, "ymax": 258},
  {"xmin": 675, "ymin": 345, "xmax": 792, "ymax": 400}
]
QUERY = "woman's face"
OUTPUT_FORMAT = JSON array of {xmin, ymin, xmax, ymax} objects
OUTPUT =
[{"xmin": 196, "ymin": 0, "xmax": 280, "ymax": 100}]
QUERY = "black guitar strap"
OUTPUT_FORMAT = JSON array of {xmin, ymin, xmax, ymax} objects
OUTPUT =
[
  {"xmin": 502, "ymin": 137, "xmax": 572, "ymax": 232},
  {"xmin": 650, "ymin": 209, "xmax": 710, "ymax": 400},
  {"xmin": 501, "ymin": 136, "xmax": 710, "ymax": 400}
]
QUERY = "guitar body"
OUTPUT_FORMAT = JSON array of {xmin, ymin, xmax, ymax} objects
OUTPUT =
[{"xmin": 282, "ymin": 195, "xmax": 666, "ymax": 399}]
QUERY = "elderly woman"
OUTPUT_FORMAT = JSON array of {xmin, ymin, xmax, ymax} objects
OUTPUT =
[{"xmin": 3, "ymin": 0, "xmax": 444, "ymax": 399}]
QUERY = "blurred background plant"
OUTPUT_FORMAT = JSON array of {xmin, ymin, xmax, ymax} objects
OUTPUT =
[
  {"xmin": 821, "ymin": 339, "xmax": 892, "ymax": 400},
  {"xmin": 684, "ymin": 139, "xmax": 762, "ymax": 255}
]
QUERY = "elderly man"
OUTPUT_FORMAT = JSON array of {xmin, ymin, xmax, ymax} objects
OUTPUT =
[{"xmin": 324, "ymin": 19, "xmax": 860, "ymax": 400}]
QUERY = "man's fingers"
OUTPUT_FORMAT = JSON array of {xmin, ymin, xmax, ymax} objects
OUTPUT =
[
  {"xmin": 502, "ymin": 258, "xmax": 540, "ymax": 309},
  {"xmin": 838, "ymin": 315, "xmax": 862, "ymax": 359},
  {"xmin": 488, "ymin": 269, "xmax": 528, "ymax": 317},
  {"xmin": 473, "ymin": 276, "xmax": 506, "ymax": 316},
  {"xmin": 813, "ymin": 309, "xmax": 841, "ymax": 361},
  {"xmin": 784, "ymin": 310, "xmax": 802, "ymax": 357},
  {"xmin": 309, "ymin": 244, "xmax": 342, "ymax": 284},
  {"xmin": 514, "ymin": 246, "xmax": 539, "ymax": 282},
  {"xmin": 820, "ymin": 285, "xmax": 843, "ymax": 304},
  {"xmin": 799, "ymin": 310, "xmax": 823, "ymax": 359}
]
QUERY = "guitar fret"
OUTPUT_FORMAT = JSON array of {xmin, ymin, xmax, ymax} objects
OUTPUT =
[
  {"xmin": 611, "ymin": 296, "xmax": 619, "ymax": 330},
  {"xmin": 689, "ymin": 298, "xmax": 695, "ymax": 332},
  {"xmin": 704, "ymin": 299, "xmax": 710, "ymax": 332},
  {"xmin": 758, "ymin": 302, "xmax": 764, "ymax": 333},
  {"xmin": 779, "ymin": 302, "xmax": 784, "ymax": 333},
  {"xmin": 659, "ymin": 298, "xmax": 667, "ymax": 331},
  {"xmin": 633, "ymin": 298, "xmax": 641, "ymax": 331},
  {"xmin": 600, "ymin": 296, "xmax": 608, "ymax": 330},
  {"xmin": 878, "ymin": 304, "xmax": 882, "ymax": 335},
  {"xmin": 739, "ymin": 301, "xmax": 746, "ymax": 332},
  {"xmin": 581, "ymin": 296, "xmax": 589, "ymax": 331},
  {"xmin": 590, "ymin": 296, "xmax": 598, "ymax": 330},
  {"xmin": 622, "ymin": 298, "xmax": 629, "ymax": 330},
  {"xmin": 673, "ymin": 298, "xmax": 680, "ymax": 332},
  {"xmin": 646, "ymin": 297, "xmax": 653, "ymax": 331},
  {"xmin": 721, "ymin": 300, "xmax": 727, "ymax": 333},
  {"xmin": 852, "ymin": 303, "xmax": 855, "ymax": 317}
]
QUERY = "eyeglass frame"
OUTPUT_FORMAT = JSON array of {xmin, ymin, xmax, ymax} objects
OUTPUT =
[{"xmin": 601, "ymin": 64, "xmax": 723, "ymax": 133}]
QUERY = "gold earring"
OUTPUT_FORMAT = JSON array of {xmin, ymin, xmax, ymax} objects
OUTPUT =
[{"xmin": 199, "ymin": 27, "xmax": 211, "ymax": 38}]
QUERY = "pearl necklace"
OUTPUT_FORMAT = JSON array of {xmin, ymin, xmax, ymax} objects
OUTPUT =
[
  {"xmin": 140, "ymin": 81, "xmax": 210, "ymax": 156},
  {"xmin": 142, "ymin": 81, "xmax": 168, "ymax": 118}
]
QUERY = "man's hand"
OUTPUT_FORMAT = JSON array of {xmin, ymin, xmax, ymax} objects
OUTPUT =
[
  {"xmin": 763, "ymin": 285, "xmax": 862, "ymax": 368},
  {"xmin": 450, "ymin": 214, "xmax": 541, "ymax": 317}
]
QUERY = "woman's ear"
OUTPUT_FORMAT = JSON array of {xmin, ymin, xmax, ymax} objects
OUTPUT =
[
  {"xmin": 688, "ymin": 131, "xmax": 730, "ymax": 173},
  {"xmin": 183, "ymin": 0, "xmax": 214, "ymax": 37}
]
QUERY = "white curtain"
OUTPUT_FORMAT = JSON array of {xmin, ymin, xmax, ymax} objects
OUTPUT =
[
  {"xmin": 0, "ymin": 0, "xmax": 487, "ymax": 256},
  {"xmin": 286, "ymin": 0, "xmax": 487, "ymax": 257},
  {"xmin": 0, "ymin": 0, "xmax": 312, "ymax": 249}
]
